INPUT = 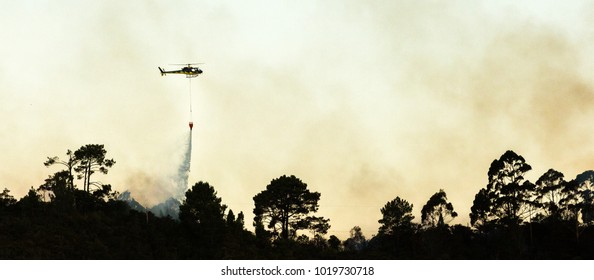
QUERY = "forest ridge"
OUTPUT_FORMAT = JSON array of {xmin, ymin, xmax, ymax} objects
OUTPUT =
[{"xmin": 1, "ymin": 146, "xmax": 594, "ymax": 259}]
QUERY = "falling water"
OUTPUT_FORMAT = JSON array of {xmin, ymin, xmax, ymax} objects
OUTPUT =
[{"xmin": 175, "ymin": 130, "xmax": 192, "ymax": 200}]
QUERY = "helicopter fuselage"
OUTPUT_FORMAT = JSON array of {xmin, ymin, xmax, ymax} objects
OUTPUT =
[{"xmin": 159, "ymin": 66, "xmax": 203, "ymax": 78}]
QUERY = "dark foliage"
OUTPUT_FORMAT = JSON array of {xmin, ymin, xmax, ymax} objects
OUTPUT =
[
  {"xmin": 4, "ymin": 147, "xmax": 594, "ymax": 259},
  {"xmin": 253, "ymin": 175, "xmax": 329, "ymax": 241},
  {"xmin": 421, "ymin": 189, "xmax": 457, "ymax": 227}
]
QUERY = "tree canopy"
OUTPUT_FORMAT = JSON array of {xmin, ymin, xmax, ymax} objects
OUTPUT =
[
  {"xmin": 470, "ymin": 150, "xmax": 535, "ymax": 228},
  {"xmin": 179, "ymin": 181, "xmax": 226, "ymax": 228},
  {"xmin": 421, "ymin": 189, "xmax": 457, "ymax": 227},
  {"xmin": 378, "ymin": 196, "xmax": 414, "ymax": 235},
  {"xmin": 73, "ymin": 144, "xmax": 115, "ymax": 193},
  {"xmin": 253, "ymin": 175, "xmax": 329, "ymax": 241},
  {"xmin": 534, "ymin": 169, "xmax": 569, "ymax": 221}
]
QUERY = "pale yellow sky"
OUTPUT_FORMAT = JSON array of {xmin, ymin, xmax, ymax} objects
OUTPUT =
[{"xmin": 2, "ymin": 1, "xmax": 594, "ymax": 239}]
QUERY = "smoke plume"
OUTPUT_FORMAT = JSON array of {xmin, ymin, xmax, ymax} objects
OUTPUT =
[
  {"xmin": 3, "ymin": 1, "xmax": 594, "ymax": 239},
  {"xmin": 123, "ymin": 131, "xmax": 192, "ymax": 209}
]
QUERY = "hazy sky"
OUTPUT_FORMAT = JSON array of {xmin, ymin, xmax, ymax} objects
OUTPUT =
[{"xmin": 2, "ymin": 1, "xmax": 594, "ymax": 239}]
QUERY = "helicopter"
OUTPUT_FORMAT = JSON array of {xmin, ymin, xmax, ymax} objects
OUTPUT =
[{"xmin": 158, "ymin": 63, "xmax": 203, "ymax": 78}]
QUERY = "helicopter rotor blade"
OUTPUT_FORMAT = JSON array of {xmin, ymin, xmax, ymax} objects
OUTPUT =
[{"xmin": 170, "ymin": 63, "xmax": 204, "ymax": 66}]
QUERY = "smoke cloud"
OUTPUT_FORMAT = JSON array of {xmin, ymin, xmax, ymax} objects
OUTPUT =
[
  {"xmin": 2, "ymin": 1, "xmax": 594, "ymax": 238},
  {"xmin": 123, "ymin": 131, "xmax": 192, "ymax": 208}
]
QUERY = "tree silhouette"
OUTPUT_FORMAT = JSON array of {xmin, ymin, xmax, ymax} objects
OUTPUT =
[
  {"xmin": 551, "ymin": 171, "xmax": 594, "ymax": 242},
  {"xmin": 574, "ymin": 171, "xmax": 594, "ymax": 224},
  {"xmin": 179, "ymin": 181, "xmax": 229, "ymax": 258},
  {"xmin": 73, "ymin": 144, "xmax": 115, "ymax": 193},
  {"xmin": 0, "ymin": 188, "xmax": 16, "ymax": 212},
  {"xmin": 38, "ymin": 170, "xmax": 75, "ymax": 209},
  {"xmin": 378, "ymin": 196, "xmax": 414, "ymax": 235},
  {"xmin": 328, "ymin": 235, "xmax": 341, "ymax": 251},
  {"xmin": 421, "ymin": 189, "xmax": 457, "ymax": 227},
  {"xmin": 305, "ymin": 216, "xmax": 331, "ymax": 237},
  {"xmin": 44, "ymin": 149, "xmax": 77, "ymax": 190},
  {"xmin": 470, "ymin": 150, "xmax": 534, "ymax": 228},
  {"xmin": 253, "ymin": 175, "xmax": 328, "ymax": 241},
  {"xmin": 470, "ymin": 188, "xmax": 492, "ymax": 229},
  {"xmin": 180, "ymin": 181, "xmax": 227, "ymax": 229},
  {"xmin": 534, "ymin": 169, "xmax": 569, "ymax": 221},
  {"xmin": 344, "ymin": 226, "xmax": 367, "ymax": 251},
  {"xmin": 16, "ymin": 187, "xmax": 42, "ymax": 215}
]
